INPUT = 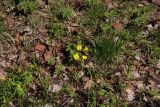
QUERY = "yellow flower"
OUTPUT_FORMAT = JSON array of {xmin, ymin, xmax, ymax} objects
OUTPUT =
[
  {"xmin": 76, "ymin": 44, "xmax": 82, "ymax": 51},
  {"xmin": 83, "ymin": 47, "xmax": 88, "ymax": 52},
  {"xmin": 82, "ymin": 55, "xmax": 87, "ymax": 60},
  {"xmin": 73, "ymin": 53, "xmax": 80, "ymax": 60}
]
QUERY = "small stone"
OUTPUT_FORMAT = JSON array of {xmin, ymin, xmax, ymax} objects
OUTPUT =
[
  {"xmin": 147, "ymin": 24, "xmax": 153, "ymax": 31},
  {"xmin": 154, "ymin": 24, "xmax": 158, "ymax": 29},
  {"xmin": 23, "ymin": 26, "xmax": 32, "ymax": 35},
  {"xmin": 49, "ymin": 84, "xmax": 62, "ymax": 93},
  {"xmin": 35, "ymin": 52, "xmax": 40, "ymax": 58},
  {"xmin": 143, "ymin": 93, "xmax": 148, "ymax": 102},
  {"xmin": 70, "ymin": 99, "xmax": 74, "ymax": 103},
  {"xmin": 78, "ymin": 71, "xmax": 84, "ymax": 78},
  {"xmin": 114, "ymin": 36, "xmax": 119, "ymax": 42},
  {"xmin": 141, "ymin": 31, "xmax": 149, "ymax": 37},
  {"xmin": 115, "ymin": 72, "xmax": 121, "ymax": 76}
]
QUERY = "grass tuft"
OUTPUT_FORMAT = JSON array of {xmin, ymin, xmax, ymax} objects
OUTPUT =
[{"xmin": 93, "ymin": 36, "xmax": 124, "ymax": 64}]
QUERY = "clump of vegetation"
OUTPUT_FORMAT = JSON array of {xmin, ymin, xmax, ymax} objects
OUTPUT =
[
  {"xmin": 66, "ymin": 43, "xmax": 89, "ymax": 62},
  {"xmin": 0, "ymin": 22, "xmax": 4, "ymax": 33},
  {"xmin": 0, "ymin": 18, "xmax": 5, "ymax": 33},
  {"xmin": 49, "ymin": 18, "xmax": 64, "ymax": 39},
  {"xmin": 82, "ymin": 2, "xmax": 106, "ymax": 27},
  {"xmin": 50, "ymin": 1, "xmax": 73, "ymax": 20},
  {"xmin": 60, "ymin": 5, "xmax": 73, "ymax": 19},
  {"xmin": 0, "ymin": 67, "xmax": 33, "ymax": 105},
  {"xmin": 93, "ymin": 36, "xmax": 123, "ymax": 64},
  {"xmin": 18, "ymin": 0, "xmax": 37, "ymax": 14}
]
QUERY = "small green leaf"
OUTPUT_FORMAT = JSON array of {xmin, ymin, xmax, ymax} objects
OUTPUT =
[
  {"xmin": 47, "ymin": 57, "xmax": 56, "ymax": 65},
  {"xmin": 98, "ymin": 89, "xmax": 106, "ymax": 96},
  {"xmin": 100, "ymin": 104, "xmax": 106, "ymax": 107}
]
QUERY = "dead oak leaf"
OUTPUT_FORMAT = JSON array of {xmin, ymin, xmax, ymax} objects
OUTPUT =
[
  {"xmin": 112, "ymin": 22, "xmax": 123, "ymax": 30},
  {"xmin": 147, "ymin": 79, "xmax": 156, "ymax": 89},
  {"xmin": 44, "ymin": 51, "xmax": 53, "ymax": 61},
  {"xmin": 15, "ymin": 33, "xmax": 23, "ymax": 43},
  {"xmin": 35, "ymin": 43, "xmax": 46, "ymax": 52}
]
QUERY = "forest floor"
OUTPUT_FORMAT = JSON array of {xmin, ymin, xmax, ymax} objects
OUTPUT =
[{"xmin": 0, "ymin": 0, "xmax": 160, "ymax": 107}]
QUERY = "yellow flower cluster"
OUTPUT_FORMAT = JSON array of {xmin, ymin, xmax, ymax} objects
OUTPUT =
[
  {"xmin": 76, "ymin": 44, "xmax": 82, "ymax": 51},
  {"xmin": 83, "ymin": 47, "xmax": 88, "ymax": 52},
  {"xmin": 73, "ymin": 44, "xmax": 89, "ymax": 61},
  {"xmin": 73, "ymin": 53, "xmax": 79, "ymax": 60},
  {"xmin": 82, "ymin": 55, "xmax": 87, "ymax": 60}
]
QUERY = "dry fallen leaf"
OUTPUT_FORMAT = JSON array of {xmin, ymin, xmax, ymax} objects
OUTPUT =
[
  {"xmin": 96, "ymin": 77, "xmax": 104, "ymax": 84},
  {"xmin": 125, "ymin": 90, "xmax": 135, "ymax": 101},
  {"xmin": 134, "ymin": 54, "xmax": 141, "ymax": 61},
  {"xmin": 0, "ymin": 60, "xmax": 11, "ymax": 68},
  {"xmin": 9, "ymin": 54, "xmax": 17, "ymax": 60},
  {"xmin": 112, "ymin": 22, "xmax": 123, "ymax": 30},
  {"xmin": 7, "ymin": 16, "xmax": 16, "ymax": 29},
  {"xmin": 106, "ymin": 0, "xmax": 114, "ymax": 9},
  {"xmin": 147, "ymin": 79, "xmax": 156, "ymax": 89},
  {"xmin": 15, "ymin": 33, "xmax": 23, "ymax": 43},
  {"xmin": 133, "ymin": 60, "xmax": 141, "ymax": 67},
  {"xmin": 84, "ymin": 80, "xmax": 93, "ymax": 89},
  {"xmin": 124, "ymin": 84, "xmax": 135, "ymax": 101},
  {"xmin": 35, "ymin": 43, "xmax": 46, "ymax": 52},
  {"xmin": 44, "ymin": 51, "xmax": 53, "ymax": 61},
  {"xmin": 132, "ymin": 66, "xmax": 141, "ymax": 79}
]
